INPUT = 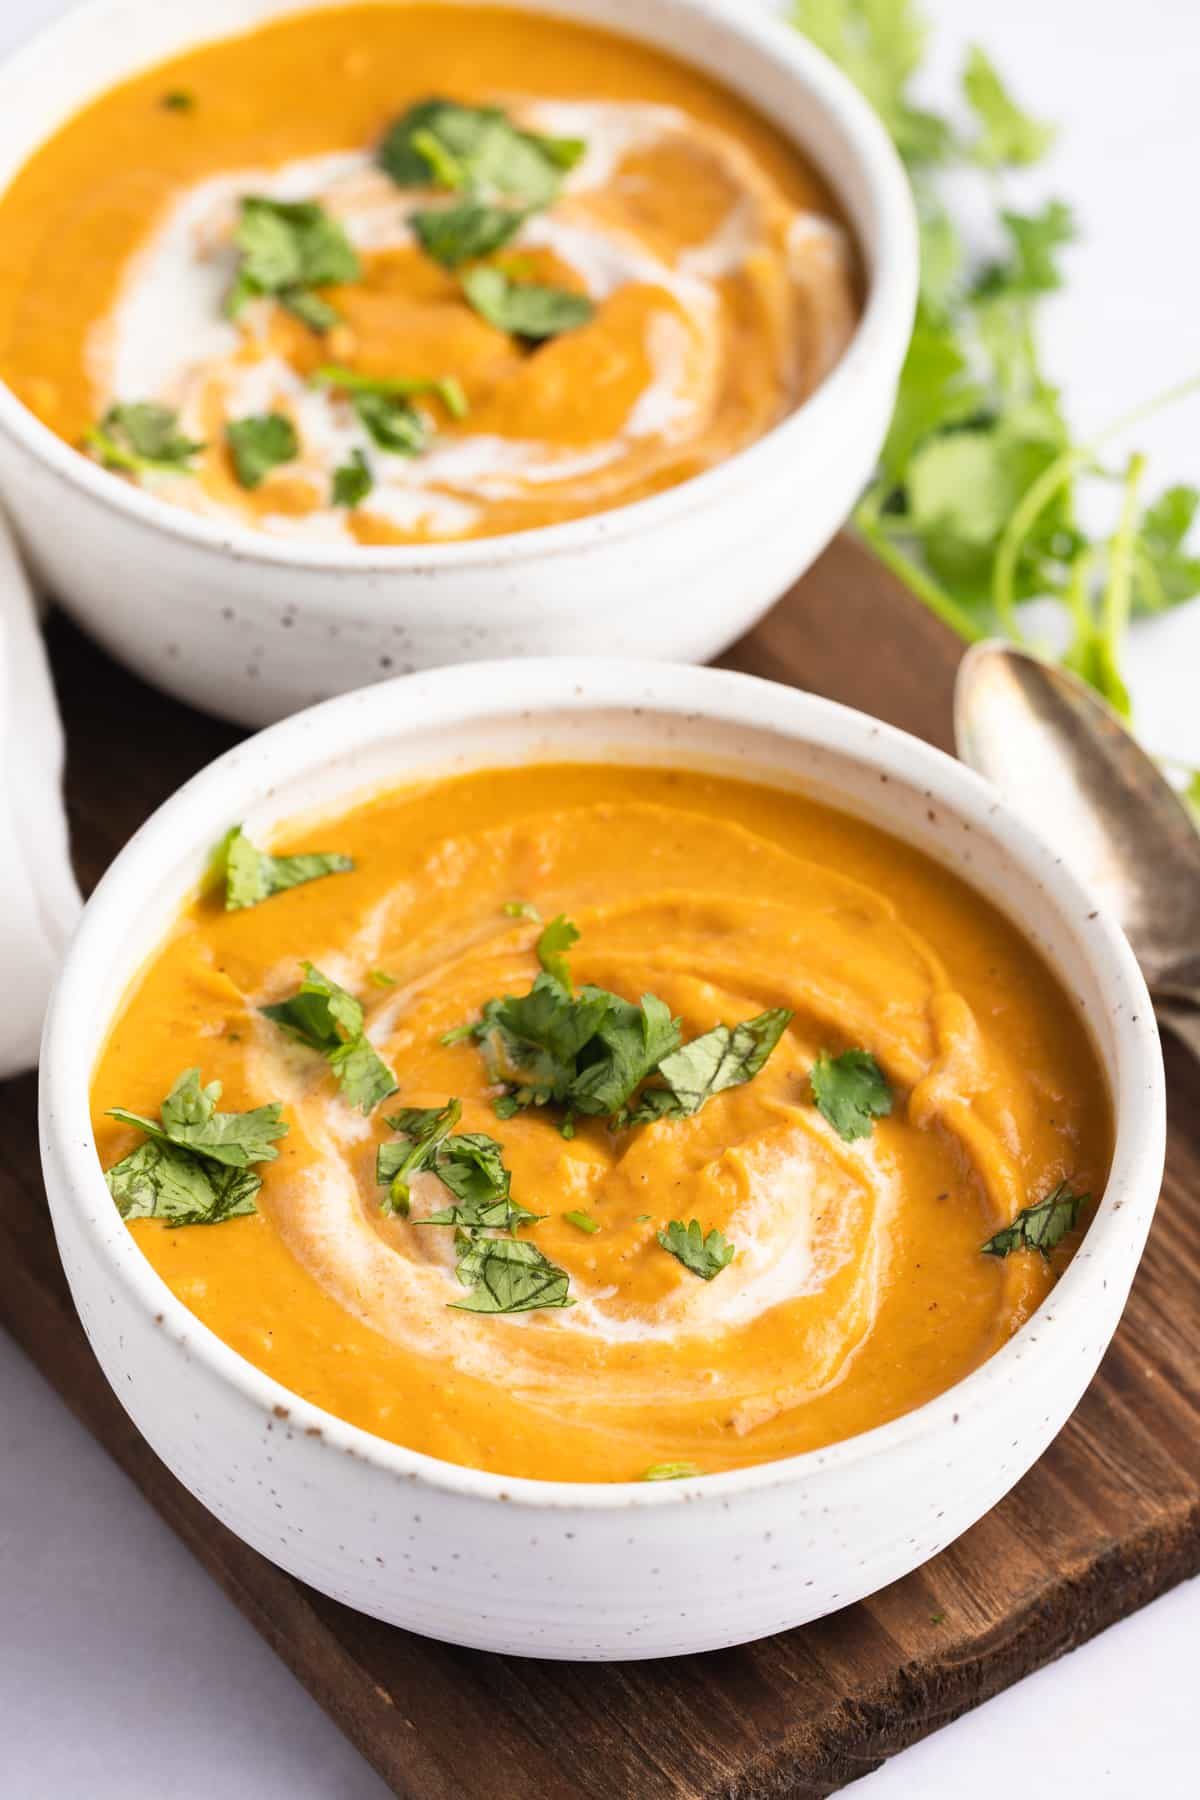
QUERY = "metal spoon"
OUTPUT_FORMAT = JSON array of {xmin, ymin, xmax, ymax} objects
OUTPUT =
[{"xmin": 954, "ymin": 640, "xmax": 1200, "ymax": 1059}]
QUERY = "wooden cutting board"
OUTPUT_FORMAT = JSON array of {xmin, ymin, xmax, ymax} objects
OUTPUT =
[{"xmin": 3, "ymin": 535, "xmax": 1199, "ymax": 1798}]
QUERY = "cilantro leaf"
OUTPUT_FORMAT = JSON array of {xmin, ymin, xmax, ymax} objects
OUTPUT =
[
  {"xmin": 376, "ymin": 1099, "xmax": 462, "ymax": 1215},
  {"xmin": 976, "ymin": 201, "xmax": 1075, "ymax": 299},
  {"xmin": 218, "ymin": 823, "xmax": 353, "ymax": 910},
  {"xmin": 504, "ymin": 900, "xmax": 541, "ymax": 920},
  {"xmin": 104, "ymin": 1067, "xmax": 285, "ymax": 1227},
  {"xmin": 106, "ymin": 1139, "xmax": 262, "ymax": 1226},
  {"xmin": 642, "ymin": 1461, "xmax": 701, "ymax": 1481},
  {"xmin": 657, "ymin": 1219, "xmax": 736, "ymax": 1281},
  {"xmin": 315, "ymin": 364, "xmax": 468, "ymax": 418},
  {"xmin": 315, "ymin": 366, "xmax": 466, "ymax": 458},
  {"xmin": 226, "ymin": 412, "xmax": 299, "ymax": 489},
  {"xmin": 462, "ymin": 267, "xmax": 595, "ymax": 339},
  {"xmin": 981, "ymin": 1181, "xmax": 1088, "ymax": 1259},
  {"xmin": 563, "ymin": 1209, "xmax": 599, "ymax": 1234},
  {"xmin": 108, "ymin": 1066, "xmax": 287, "ymax": 1170},
  {"xmin": 810, "ymin": 1048, "xmax": 893, "ymax": 1141},
  {"xmin": 569, "ymin": 993, "xmax": 681, "ymax": 1119},
  {"xmin": 790, "ymin": 0, "xmax": 951, "ymax": 167},
  {"xmin": 331, "ymin": 448, "xmax": 373, "ymax": 508},
  {"xmin": 86, "ymin": 403, "xmax": 204, "ymax": 476},
  {"xmin": 411, "ymin": 198, "xmax": 529, "ymax": 269},
  {"xmin": 625, "ymin": 1009, "xmax": 791, "ymax": 1124},
  {"xmin": 962, "ymin": 46, "xmax": 1055, "ymax": 169},
  {"xmin": 227, "ymin": 195, "xmax": 360, "ymax": 328},
  {"xmin": 377, "ymin": 1105, "xmax": 542, "ymax": 1229},
  {"xmin": 161, "ymin": 90, "xmax": 195, "ymax": 113},
  {"xmin": 450, "ymin": 1236, "xmax": 573, "ymax": 1313},
  {"xmin": 262, "ymin": 962, "xmax": 397, "ymax": 1112},
  {"xmin": 1134, "ymin": 485, "xmax": 1200, "ymax": 613},
  {"xmin": 536, "ymin": 913, "xmax": 579, "ymax": 986},
  {"xmin": 379, "ymin": 98, "xmax": 584, "ymax": 206}
]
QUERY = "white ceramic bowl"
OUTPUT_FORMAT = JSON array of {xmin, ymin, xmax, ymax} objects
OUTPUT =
[
  {"xmin": 39, "ymin": 660, "xmax": 1165, "ymax": 1660},
  {"xmin": 0, "ymin": 0, "xmax": 916, "ymax": 728}
]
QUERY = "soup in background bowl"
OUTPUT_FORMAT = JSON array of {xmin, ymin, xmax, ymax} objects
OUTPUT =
[
  {"xmin": 39, "ymin": 660, "xmax": 1164, "ymax": 1657},
  {"xmin": 0, "ymin": 3, "xmax": 861, "ymax": 547},
  {"xmin": 0, "ymin": 0, "xmax": 917, "ymax": 724}
]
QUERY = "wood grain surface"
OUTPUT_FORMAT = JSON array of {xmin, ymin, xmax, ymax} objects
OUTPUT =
[{"xmin": 2, "ymin": 535, "xmax": 1198, "ymax": 1798}]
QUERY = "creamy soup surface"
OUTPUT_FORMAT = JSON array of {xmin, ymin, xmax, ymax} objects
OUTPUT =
[
  {"xmin": 0, "ymin": 4, "xmax": 860, "ymax": 544},
  {"xmin": 91, "ymin": 765, "xmax": 1112, "ymax": 1483}
]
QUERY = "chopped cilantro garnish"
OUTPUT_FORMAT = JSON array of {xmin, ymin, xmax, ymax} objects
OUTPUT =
[
  {"xmin": 381, "ymin": 98, "xmax": 585, "ymax": 272},
  {"xmin": 789, "ymin": 1, "xmax": 1200, "ymax": 724},
  {"xmin": 315, "ymin": 364, "xmax": 466, "ymax": 459},
  {"xmin": 411, "ymin": 198, "xmax": 529, "ymax": 269},
  {"xmin": 262, "ymin": 962, "xmax": 397, "ymax": 1112},
  {"xmin": 535, "ymin": 913, "xmax": 579, "ymax": 987},
  {"xmin": 161, "ymin": 90, "xmax": 196, "ymax": 113},
  {"xmin": 379, "ymin": 97, "xmax": 583, "ymax": 206},
  {"xmin": 657, "ymin": 1219, "xmax": 736, "ymax": 1281},
  {"xmin": 809, "ymin": 1048, "xmax": 893, "ymax": 1142},
  {"xmin": 226, "ymin": 195, "xmax": 360, "ymax": 330},
  {"xmin": 981, "ymin": 1181, "xmax": 1088, "ymax": 1259},
  {"xmin": 642, "ymin": 1461, "xmax": 701, "ymax": 1481},
  {"xmin": 624, "ymin": 1010, "xmax": 792, "ymax": 1125},
  {"xmin": 504, "ymin": 900, "xmax": 541, "ymax": 920},
  {"xmin": 563, "ymin": 1209, "xmax": 599, "ymax": 1235},
  {"xmin": 377, "ymin": 1102, "xmax": 543, "ymax": 1231},
  {"xmin": 454, "ymin": 922, "xmax": 786, "ymax": 1132},
  {"xmin": 451, "ymin": 1236, "xmax": 573, "ymax": 1314},
  {"xmin": 217, "ymin": 824, "xmax": 353, "ymax": 910},
  {"xmin": 462, "ymin": 267, "xmax": 595, "ymax": 340},
  {"xmin": 369, "ymin": 969, "xmax": 398, "ymax": 988},
  {"xmin": 332, "ymin": 448, "xmax": 373, "ymax": 508},
  {"xmin": 86, "ymin": 402, "xmax": 204, "ymax": 476},
  {"xmin": 226, "ymin": 412, "xmax": 299, "ymax": 489},
  {"xmin": 104, "ymin": 1068, "xmax": 287, "ymax": 1226}
]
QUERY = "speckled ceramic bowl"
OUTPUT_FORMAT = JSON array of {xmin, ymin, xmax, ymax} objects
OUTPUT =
[
  {"xmin": 0, "ymin": 0, "xmax": 916, "ymax": 728},
  {"xmin": 39, "ymin": 660, "xmax": 1165, "ymax": 1659}
]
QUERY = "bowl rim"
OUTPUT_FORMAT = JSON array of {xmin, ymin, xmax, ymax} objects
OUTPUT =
[
  {"xmin": 39, "ymin": 657, "xmax": 1167, "ymax": 1511},
  {"xmin": 0, "ymin": 0, "xmax": 917, "ymax": 579}
]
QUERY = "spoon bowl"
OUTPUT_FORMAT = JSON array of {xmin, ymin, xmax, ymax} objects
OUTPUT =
[{"xmin": 955, "ymin": 641, "xmax": 1200, "ymax": 1008}]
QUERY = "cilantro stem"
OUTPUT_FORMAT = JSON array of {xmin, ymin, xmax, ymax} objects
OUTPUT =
[
  {"xmin": 854, "ymin": 494, "xmax": 986, "ymax": 644},
  {"xmin": 992, "ymin": 371, "xmax": 1200, "ymax": 639},
  {"xmin": 1102, "ymin": 452, "xmax": 1146, "ymax": 666}
]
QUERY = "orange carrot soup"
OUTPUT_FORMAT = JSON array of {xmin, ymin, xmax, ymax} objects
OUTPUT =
[
  {"xmin": 91, "ymin": 765, "xmax": 1112, "ymax": 1482},
  {"xmin": 0, "ymin": 3, "xmax": 860, "ymax": 545}
]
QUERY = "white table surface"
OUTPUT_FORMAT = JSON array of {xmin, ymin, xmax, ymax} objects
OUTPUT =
[{"xmin": 2, "ymin": 2, "xmax": 1197, "ymax": 1795}]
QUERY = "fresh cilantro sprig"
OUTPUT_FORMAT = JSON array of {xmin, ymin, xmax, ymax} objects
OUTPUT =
[
  {"xmin": 810, "ymin": 1048, "xmax": 893, "ymax": 1142},
  {"xmin": 790, "ymin": 1, "xmax": 1200, "ymax": 722},
  {"xmin": 86, "ymin": 403, "xmax": 204, "ymax": 476},
  {"xmin": 981, "ymin": 1181, "xmax": 1088, "ymax": 1259},
  {"xmin": 227, "ymin": 196, "xmax": 360, "ymax": 331},
  {"xmin": 105, "ymin": 1068, "xmax": 287, "ymax": 1225},
  {"xmin": 262, "ymin": 962, "xmax": 397, "ymax": 1112},
  {"xmin": 216, "ymin": 824, "xmax": 353, "ymax": 911},
  {"xmin": 657, "ymin": 1219, "xmax": 736, "ymax": 1281}
]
